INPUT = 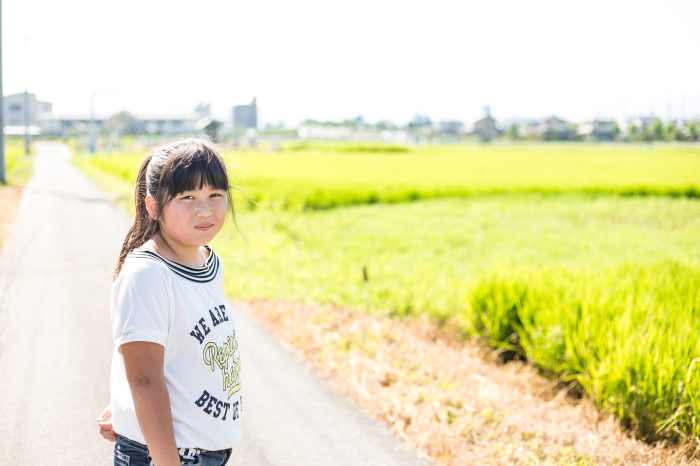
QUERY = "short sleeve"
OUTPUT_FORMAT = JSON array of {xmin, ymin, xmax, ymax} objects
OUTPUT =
[
  {"xmin": 111, "ymin": 260, "xmax": 172, "ymax": 348},
  {"xmin": 218, "ymin": 253, "xmax": 224, "ymax": 284}
]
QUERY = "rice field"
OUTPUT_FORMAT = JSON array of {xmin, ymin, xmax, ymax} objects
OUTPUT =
[
  {"xmin": 73, "ymin": 142, "xmax": 700, "ymax": 442},
  {"xmin": 80, "ymin": 143, "xmax": 700, "ymax": 210}
]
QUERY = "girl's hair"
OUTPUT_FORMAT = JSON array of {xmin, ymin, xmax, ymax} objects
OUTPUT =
[{"xmin": 114, "ymin": 138, "xmax": 235, "ymax": 279}]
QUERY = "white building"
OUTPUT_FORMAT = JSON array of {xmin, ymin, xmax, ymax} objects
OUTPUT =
[
  {"xmin": 297, "ymin": 124, "xmax": 407, "ymax": 142},
  {"xmin": 577, "ymin": 118, "xmax": 616, "ymax": 141},
  {"xmin": 534, "ymin": 116, "xmax": 573, "ymax": 140},
  {"xmin": 627, "ymin": 116, "xmax": 658, "ymax": 131},
  {"xmin": 3, "ymin": 92, "xmax": 52, "ymax": 135}
]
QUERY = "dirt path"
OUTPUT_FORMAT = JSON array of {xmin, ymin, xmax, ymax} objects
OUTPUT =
[
  {"xmin": 0, "ymin": 142, "xmax": 429, "ymax": 465},
  {"xmin": 0, "ymin": 184, "xmax": 24, "ymax": 252},
  {"xmin": 243, "ymin": 299, "xmax": 700, "ymax": 466}
]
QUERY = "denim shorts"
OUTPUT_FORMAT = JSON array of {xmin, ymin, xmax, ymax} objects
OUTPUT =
[{"xmin": 114, "ymin": 435, "xmax": 233, "ymax": 466}]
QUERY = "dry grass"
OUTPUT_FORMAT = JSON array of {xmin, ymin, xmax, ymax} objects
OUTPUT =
[
  {"xmin": 241, "ymin": 299, "xmax": 700, "ymax": 466},
  {"xmin": 0, "ymin": 186, "xmax": 23, "ymax": 252}
]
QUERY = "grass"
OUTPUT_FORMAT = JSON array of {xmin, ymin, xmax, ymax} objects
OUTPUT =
[
  {"xmin": 207, "ymin": 196, "xmax": 700, "ymax": 319},
  {"xmin": 72, "ymin": 142, "xmax": 700, "ymax": 443},
  {"xmin": 0, "ymin": 138, "xmax": 35, "ymax": 253},
  {"xmin": 3, "ymin": 138, "xmax": 35, "ymax": 185}
]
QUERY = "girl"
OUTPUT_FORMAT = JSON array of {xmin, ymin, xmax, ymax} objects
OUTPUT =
[{"xmin": 96, "ymin": 138, "xmax": 243, "ymax": 466}]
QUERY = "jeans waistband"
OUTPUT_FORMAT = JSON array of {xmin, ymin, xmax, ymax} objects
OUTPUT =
[
  {"xmin": 118, "ymin": 436, "xmax": 149, "ymax": 454},
  {"xmin": 117, "ymin": 435, "xmax": 209, "ymax": 456}
]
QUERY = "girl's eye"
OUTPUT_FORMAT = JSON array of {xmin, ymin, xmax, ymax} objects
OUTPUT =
[{"xmin": 179, "ymin": 193, "xmax": 223, "ymax": 199}]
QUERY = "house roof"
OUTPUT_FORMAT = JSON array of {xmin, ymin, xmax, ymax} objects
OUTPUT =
[
  {"xmin": 195, "ymin": 116, "xmax": 214, "ymax": 130},
  {"xmin": 541, "ymin": 116, "xmax": 567, "ymax": 124},
  {"xmin": 474, "ymin": 115, "xmax": 495, "ymax": 124},
  {"xmin": 588, "ymin": 117, "xmax": 615, "ymax": 123}
]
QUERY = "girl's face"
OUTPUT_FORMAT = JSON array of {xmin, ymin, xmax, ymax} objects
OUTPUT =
[{"xmin": 148, "ymin": 184, "xmax": 228, "ymax": 248}]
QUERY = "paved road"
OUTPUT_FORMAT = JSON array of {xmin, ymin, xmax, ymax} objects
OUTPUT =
[{"xmin": 0, "ymin": 142, "xmax": 430, "ymax": 466}]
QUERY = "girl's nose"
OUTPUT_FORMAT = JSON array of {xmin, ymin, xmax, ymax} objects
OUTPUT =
[{"xmin": 195, "ymin": 201, "xmax": 213, "ymax": 217}]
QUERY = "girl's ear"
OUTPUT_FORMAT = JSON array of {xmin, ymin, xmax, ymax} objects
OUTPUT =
[{"xmin": 145, "ymin": 194, "xmax": 158, "ymax": 220}]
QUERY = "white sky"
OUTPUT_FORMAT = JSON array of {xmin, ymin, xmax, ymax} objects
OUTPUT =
[{"xmin": 4, "ymin": 0, "xmax": 700, "ymax": 126}]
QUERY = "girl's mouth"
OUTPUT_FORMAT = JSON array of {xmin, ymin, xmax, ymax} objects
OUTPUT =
[{"xmin": 195, "ymin": 224, "xmax": 214, "ymax": 232}]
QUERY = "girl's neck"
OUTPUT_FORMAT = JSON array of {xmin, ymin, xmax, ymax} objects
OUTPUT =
[{"xmin": 145, "ymin": 232, "xmax": 209, "ymax": 268}]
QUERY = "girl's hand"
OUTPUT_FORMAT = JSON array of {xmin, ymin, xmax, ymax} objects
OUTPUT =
[{"xmin": 97, "ymin": 404, "xmax": 118, "ymax": 442}]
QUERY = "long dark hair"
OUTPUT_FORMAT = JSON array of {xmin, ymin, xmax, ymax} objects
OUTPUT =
[{"xmin": 114, "ymin": 138, "xmax": 236, "ymax": 279}]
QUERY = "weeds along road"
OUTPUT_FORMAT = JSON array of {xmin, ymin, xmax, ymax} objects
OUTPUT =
[{"xmin": 0, "ymin": 142, "xmax": 429, "ymax": 466}]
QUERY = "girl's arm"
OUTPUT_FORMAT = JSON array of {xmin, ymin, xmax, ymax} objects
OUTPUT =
[{"xmin": 121, "ymin": 341, "xmax": 180, "ymax": 466}]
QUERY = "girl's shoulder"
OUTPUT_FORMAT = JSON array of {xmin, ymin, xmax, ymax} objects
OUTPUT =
[{"xmin": 116, "ymin": 248, "xmax": 172, "ymax": 286}]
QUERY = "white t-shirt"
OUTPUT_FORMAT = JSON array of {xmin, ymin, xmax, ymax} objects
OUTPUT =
[{"xmin": 109, "ymin": 245, "xmax": 243, "ymax": 450}]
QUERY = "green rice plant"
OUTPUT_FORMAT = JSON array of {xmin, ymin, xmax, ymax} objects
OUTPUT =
[
  {"xmin": 469, "ymin": 277, "xmax": 528, "ymax": 353},
  {"xmin": 471, "ymin": 262, "xmax": 700, "ymax": 441},
  {"xmin": 239, "ymin": 144, "xmax": 700, "ymax": 209},
  {"xmin": 75, "ymin": 143, "xmax": 700, "ymax": 211},
  {"xmin": 84, "ymin": 152, "xmax": 142, "ymax": 182}
]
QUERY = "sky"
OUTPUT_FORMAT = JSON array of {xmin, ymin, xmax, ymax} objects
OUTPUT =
[{"xmin": 4, "ymin": 0, "xmax": 700, "ymax": 127}]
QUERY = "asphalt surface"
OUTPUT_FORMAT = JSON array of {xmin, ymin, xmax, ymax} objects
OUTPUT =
[{"xmin": 0, "ymin": 142, "xmax": 430, "ymax": 466}]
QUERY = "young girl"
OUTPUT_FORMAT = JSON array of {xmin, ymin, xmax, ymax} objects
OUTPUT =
[{"xmin": 96, "ymin": 138, "xmax": 243, "ymax": 466}]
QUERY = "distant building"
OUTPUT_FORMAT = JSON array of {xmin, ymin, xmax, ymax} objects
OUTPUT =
[
  {"xmin": 194, "ymin": 102, "xmax": 211, "ymax": 117},
  {"xmin": 577, "ymin": 118, "xmax": 616, "ymax": 141},
  {"xmin": 433, "ymin": 121, "xmax": 463, "ymax": 134},
  {"xmin": 471, "ymin": 108, "xmax": 502, "ymax": 141},
  {"xmin": 297, "ymin": 123, "xmax": 407, "ymax": 142},
  {"xmin": 37, "ymin": 113, "xmax": 105, "ymax": 137},
  {"xmin": 297, "ymin": 124, "xmax": 355, "ymax": 139},
  {"xmin": 232, "ymin": 97, "xmax": 257, "ymax": 128},
  {"xmin": 409, "ymin": 114, "xmax": 432, "ymax": 128},
  {"xmin": 535, "ymin": 116, "xmax": 573, "ymax": 140},
  {"xmin": 134, "ymin": 114, "xmax": 202, "ymax": 136},
  {"xmin": 626, "ymin": 116, "xmax": 659, "ymax": 135},
  {"xmin": 195, "ymin": 116, "xmax": 222, "ymax": 142},
  {"xmin": 37, "ymin": 106, "xmax": 205, "ymax": 138},
  {"xmin": 627, "ymin": 116, "xmax": 657, "ymax": 130},
  {"xmin": 100, "ymin": 111, "xmax": 139, "ymax": 136},
  {"xmin": 3, "ymin": 93, "xmax": 52, "ymax": 135},
  {"xmin": 500, "ymin": 118, "xmax": 539, "ymax": 138}
]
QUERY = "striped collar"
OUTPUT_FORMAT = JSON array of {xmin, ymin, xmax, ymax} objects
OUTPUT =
[{"xmin": 127, "ymin": 245, "xmax": 219, "ymax": 283}]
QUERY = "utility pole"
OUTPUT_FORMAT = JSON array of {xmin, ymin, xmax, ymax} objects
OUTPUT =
[
  {"xmin": 23, "ymin": 91, "xmax": 29, "ymax": 154},
  {"xmin": 0, "ymin": 0, "xmax": 5, "ymax": 184},
  {"xmin": 24, "ymin": 24, "xmax": 29, "ymax": 155},
  {"xmin": 89, "ymin": 91, "xmax": 95, "ymax": 153}
]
